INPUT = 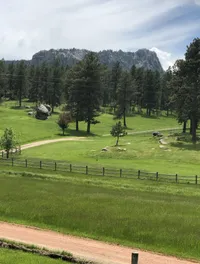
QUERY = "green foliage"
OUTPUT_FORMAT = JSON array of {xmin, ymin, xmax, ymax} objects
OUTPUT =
[
  {"xmin": 15, "ymin": 61, "xmax": 27, "ymax": 107},
  {"xmin": 57, "ymin": 112, "xmax": 72, "ymax": 135},
  {"xmin": 172, "ymin": 38, "xmax": 200, "ymax": 143},
  {"xmin": 115, "ymin": 71, "xmax": 134, "ymax": 127},
  {"xmin": 0, "ymin": 128, "xmax": 19, "ymax": 158},
  {"xmin": 110, "ymin": 121, "xmax": 126, "ymax": 146},
  {"xmin": 0, "ymin": 60, "xmax": 6, "ymax": 98},
  {"xmin": 65, "ymin": 62, "xmax": 85, "ymax": 131},
  {"xmin": 110, "ymin": 61, "xmax": 122, "ymax": 108},
  {"xmin": 67, "ymin": 52, "xmax": 102, "ymax": 134}
]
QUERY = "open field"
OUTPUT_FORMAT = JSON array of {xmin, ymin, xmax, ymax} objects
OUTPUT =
[
  {"xmin": 3, "ymin": 100, "xmax": 199, "ymax": 176},
  {"xmin": 0, "ymin": 101, "xmax": 200, "ymax": 262},
  {"xmin": 0, "ymin": 248, "xmax": 72, "ymax": 264},
  {"xmin": 0, "ymin": 171, "xmax": 200, "ymax": 261},
  {"xmin": 21, "ymin": 132, "xmax": 200, "ymax": 175},
  {"xmin": 0, "ymin": 101, "xmax": 179, "ymax": 143}
]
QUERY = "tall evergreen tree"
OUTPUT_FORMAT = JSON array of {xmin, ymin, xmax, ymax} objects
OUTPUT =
[
  {"xmin": 81, "ymin": 52, "xmax": 102, "ymax": 133},
  {"xmin": 29, "ymin": 66, "xmax": 40, "ymax": 104},
  {"xmin": 133, "ymin": 67, "xmax": 145, "ymax": 113},
  {"xmin": 115, "ymin": 71, "xmax": 134, "ymax": 127},
  {"xmin": 172, "ymin": 38, "xmax": 200, "ymax": 143},
  {"xmin": 143, "ymin": 70, "xmax": 156, "ymax": 116},
  {"xmin": 110, "ymin": 62, "xmax": 122, "ymax": 111},
  {"xmin": 160, "ymin": 67, "xmax": 173, "ymax": 116},
  {"xmin": 49, "ymin": 60, "xmax": 63, "ymax": 112},
  {"xmin": 15, "ymin": 60, "xmax": 26, "ymax": 107},
  {"xmin": 0, "ymin": 59, "xmax": 6, "ymax": 98},
  {"xmin": 7, "ymin": 63, "xmax": 16, "ymax": 100},
  {"xmin": 40, "ymin": 63, "xmax": 50, "ymax": 104},
  {"xmin": 66, "ymin": 62, "xmax": 85, "ymax": 131}
]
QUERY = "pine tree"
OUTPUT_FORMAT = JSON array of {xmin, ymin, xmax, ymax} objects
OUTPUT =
[
  {"xmin": 143, "ymin": 70, "xmax": 156, "ymax": 116},
  {"xmin": 15, "ymin": 61, "xmax": 26, "ymax": 107},
  {"xmin": 81, "ymin": 52, "xmax": 102, "ymax": 133},
  {"xmin": 29, "ymin": 66, "xmax": 40, "ymax": 104},
  {"xmin": 49, "ymin": 60, "xmax": 63, "ymax": 112},
  {"xmin": 115, "ymin": 71, "xmax": 134, "ymax": 127},
  {"xmin": 110, "ymin": 62, "xmax": 122, "ymax": 111},
  {"xmin": 172, "ymin": 38, "xmax": 200, "ymax": 143},
  {"xmin": 160, "ymin": 67, "xmax": 173, "ymax": 116},
  {"xmin": 66, "ymin": 62, "xmax": 85, "ymax": 131},
  {"xmin": 110, "ymin": 121, "xmax": 126, "ymax": 146},
  {"xmin": 40, "ymin": 63, "xmax": 50, "ymax": 104},
  {"xmin": 133, "ymin": 67, "xmax": 145, "ymax": 113},
  {"xmin": 6, "ymin": 63, "xmax": 16, "ymax": 100},
  {"xmin": 0, "ymin": 59, "xmax": 6, "ymax": 98}
]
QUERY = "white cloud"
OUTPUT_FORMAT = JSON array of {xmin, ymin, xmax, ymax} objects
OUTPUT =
[
  {"xmin": 150, "ymin": 47, "xmax": 181, "ymax": 70},
  {"xmin": 0, "ymin": 0, "xmax": 199, "ymax": 70}
]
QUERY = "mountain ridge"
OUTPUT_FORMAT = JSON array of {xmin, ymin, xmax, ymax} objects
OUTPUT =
[{"xmin": 5, "ymin": 48, "xmax": 164, "ymax": 72}]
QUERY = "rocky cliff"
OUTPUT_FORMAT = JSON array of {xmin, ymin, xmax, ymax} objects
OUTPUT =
[
  {"xmin": 5, "ymin": 48, "xmax": 163, "ymax": 72},
  {"xmin": 31, "ymin": 48, "xmax": 163, "ymax": 72}
]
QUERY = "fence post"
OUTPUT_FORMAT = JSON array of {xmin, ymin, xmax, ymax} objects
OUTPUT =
[
  {"xmin": 138, "ymin": 170, "xmax": 140, "ymax": 179},
  {"xmin": 40, "ymin": 161, "xmax": 42, "ymax": 169},
  {"xmin": 156, "ymin": 172, "xmax": 158, "ymax": 181},
  {"xmin": 176, "ymin": 174, "xmax": 178, "ymax": 183},
  {"xmin": 103, "ymin": 167, "xmax": 105, "ymax": 176},
  {"xmin": 55, "ymin": 162, "xmax": 57, "ymax": 171},
  {"xmin": 12, "ymin": 158, "xmax": 14, "ymax": 167},
  {"xmin": 86, "ymin": 166, "xmax": 88, "ymax": 175},
  {"xmin": 120, "ymin": 169, "xmax": 122, "ymax": 178},
  {"xmin": 196, "ymin": 175, "xmax": 198, "ymax": 185},
  {"xmin": 25, "ymin": 159, "xmax": 27, "ymax": 168},
  {"xmin": 131, "ymin": 253, "xmax": 138, "ymax": 264},
  {"xmin": 70, "ymin": 164, "xmax": 72, "ymax": 172}
]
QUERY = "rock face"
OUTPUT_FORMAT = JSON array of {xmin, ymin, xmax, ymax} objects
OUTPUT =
[
  {"xmin": 35, "ymin": 104, "xmax": 51, "ymax": 120},
  {"xmin": 31, "ymin": 48, "xmax": 163, "ymax": 72}
]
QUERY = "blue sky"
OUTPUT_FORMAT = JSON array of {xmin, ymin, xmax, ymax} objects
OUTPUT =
[{"xmin": 0, "ymin": 0, "xmax": 200, "ymax": 69}]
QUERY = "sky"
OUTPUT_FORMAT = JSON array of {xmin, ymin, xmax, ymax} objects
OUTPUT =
[{"xmin": 0, "ymin": 0, "xmax": 200, "ymax": 70}]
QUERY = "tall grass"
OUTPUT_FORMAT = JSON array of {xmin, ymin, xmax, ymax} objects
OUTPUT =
[{"xmin": 0, "ymin": 172, "xmax": 200, "ymax": 261}]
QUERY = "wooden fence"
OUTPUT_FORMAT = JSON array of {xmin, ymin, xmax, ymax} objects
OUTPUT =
[{"xmin": 0, "ymin": 157, "xmax": 199, "ymax": 185}]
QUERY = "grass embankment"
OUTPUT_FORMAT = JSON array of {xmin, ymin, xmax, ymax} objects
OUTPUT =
[
  {"xmin": 0, "ymin": 248, "xmax": 72, "ymax": 264},
  {"xmin": 0, "ymin": 171, "xmax": 200, "ymax": 261}
]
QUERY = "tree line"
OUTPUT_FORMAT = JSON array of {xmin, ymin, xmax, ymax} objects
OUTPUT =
[{"xmin": 0, "ymin": 38, "xmax": 199, "ymax": 140}]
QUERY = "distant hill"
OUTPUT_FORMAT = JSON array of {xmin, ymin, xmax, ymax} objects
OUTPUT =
[{"xmin": 5, "ymin": 48, "xmax": 164, "ymax": 72}]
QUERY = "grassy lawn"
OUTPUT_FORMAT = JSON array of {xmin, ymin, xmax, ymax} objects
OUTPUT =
[
  {"xmin": 22, "ymin": 132, "xmax": 200, "ymax": 175},
  {"xmin": 0, "ymin": 103, "xmax": 61, "ymax": 144},
  {"xmin": 0, "ymin": 101, "xmax": 179, "ymax": 144},
  {"xmin": 0, "ymin": 248, "xmax": 72, "ymax": 264},
  {"xmin": 0, "ymin": 171, "xmax": 200, "ymax": 261}
]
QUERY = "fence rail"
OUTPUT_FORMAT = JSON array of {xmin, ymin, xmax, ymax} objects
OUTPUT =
[{"xmin": 0, "ymin": 156, "xmax": 199, "ymax": 185}]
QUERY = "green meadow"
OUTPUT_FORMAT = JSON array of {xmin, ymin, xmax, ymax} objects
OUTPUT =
[
  {"xmin": 1, "ymin": 101, "xmax": 200, "ymax": 262},
  {"xmin": 0, "ymin": 171, "xmax": 200, "ymax": 261}
]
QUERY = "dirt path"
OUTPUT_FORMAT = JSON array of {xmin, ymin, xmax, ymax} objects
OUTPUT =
[
  {"xmin": 21, "ymin": 127, "xmax": 179, "ymax": 151},
  {"xmin": 21, "ymin": 137, "xmax": 89, "ymax": 150},
  {"xmin": 0, "ymin": 222, "xmax": 197, "ymax": 264}
]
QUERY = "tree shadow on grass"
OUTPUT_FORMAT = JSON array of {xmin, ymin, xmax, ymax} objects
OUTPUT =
[
  {"xmin": 56, "ymin": 128, "xmax": 98, "ymax": 138},
  {"xmin": 10, "ymin": 106, "xmax": 25, "ymax": 110},
  {"xmin": 140, "ymin": 113, "xmax": 160, "ymax": 119},
  {"xmin": 170, "ymin": 142, "xmax": 200, "ymax": 151}
]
